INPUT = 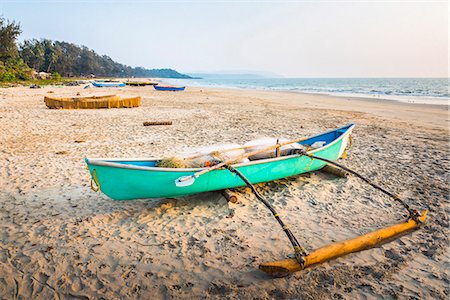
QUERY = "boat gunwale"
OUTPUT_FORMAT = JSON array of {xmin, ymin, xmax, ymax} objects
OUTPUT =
[{"xmin": 85, "ymin": 124, "xmax": 354, "ymax": 172}]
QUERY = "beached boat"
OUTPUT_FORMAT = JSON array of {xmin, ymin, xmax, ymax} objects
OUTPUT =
[
  {"xmin": 125, "ymin": 81, "xmax": 158, "ymax": 86},
  {"xmin": 92, "ymin": 81, "xmax": 126, "ymax": 87},
  {"xmin": 85, "ymin": 124, "xmax": 354, "ymax": 200},
  {"xmin": 154, "ymin": 85, "xmax": 185, "ymax": 91},
  {"xmin": 44, "ymin": 95, "xmax": 141, "ymax": 109}
]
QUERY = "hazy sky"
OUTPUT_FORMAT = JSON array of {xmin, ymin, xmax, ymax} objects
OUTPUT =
[{"xmin": 2, "ymin": 0, "xmax": 448, "ymax": 77}]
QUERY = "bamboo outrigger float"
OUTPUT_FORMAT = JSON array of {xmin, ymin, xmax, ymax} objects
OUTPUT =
[{"xmin": 259, "ymin": 210, "xmax": 427, "ymax": 277}]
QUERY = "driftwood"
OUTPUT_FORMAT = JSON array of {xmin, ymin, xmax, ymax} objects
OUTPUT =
[
  {"xmin": 321, "ymin": 164, "xmax": 349, "ymax": 178},
  {"xmin": 221, "ymin": 189, "xmax": 238, "ymax": 203},
  {"xmin": 143, "ymin": 121, "xmax": 173, "ymax": 126}
]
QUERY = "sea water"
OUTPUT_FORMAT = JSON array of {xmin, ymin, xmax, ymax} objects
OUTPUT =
[{"xmin": 165, "ymin": 77, "xmax": 449, "ymax": 105}]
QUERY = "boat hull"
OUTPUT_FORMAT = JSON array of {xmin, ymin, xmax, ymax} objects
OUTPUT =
[
  {"xmin": 154, "ymin": 85, "xmax": 185, "ymax": 91},
  {"xmin": 92, "ymin": 81, "xmax": 126, "ymax": 87},
  {"xmin": 86, "ymin": 124, "xmax": 354, "ymax": 200}
]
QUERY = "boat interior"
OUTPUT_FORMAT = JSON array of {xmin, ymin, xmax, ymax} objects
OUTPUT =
[{"xmin": 102, "ymin": 124, "xmax": 353, "ymax": 168}]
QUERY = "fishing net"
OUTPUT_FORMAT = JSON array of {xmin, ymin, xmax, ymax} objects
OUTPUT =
[
  {"xmin": 244, "ymin": 137, "xmax": 306, "ymax": 160},
  {"xmin": 155, "ymin": 157, "xmax": 188, "ymax": 168},
  {"xmin": 156, "ymin": 144, "xmax": 248, "ymax": 168},
  {"xmin": 155, "ymin": 138, "xmax": 309, "ymax": 169}
]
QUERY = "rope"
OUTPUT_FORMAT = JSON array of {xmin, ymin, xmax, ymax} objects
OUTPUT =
[
  {"xmin": 341, "ymin": 134, "xmax": 353, "ymax": 159},
  {"xmin": 226, "ymin": 166, "xmax": 308, "ymax": 264},
  {"xmin": 291, "ymin": 149, "xmax": 421, "ymax": 223},
  {"xmin": 90, "ymin": 169, "xmax": 100, "ymax": 192}
]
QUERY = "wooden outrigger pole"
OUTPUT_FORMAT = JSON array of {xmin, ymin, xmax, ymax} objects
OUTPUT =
[{"xmin": 259, "ymin": 210, "xmax": 427, "ymax": 277}]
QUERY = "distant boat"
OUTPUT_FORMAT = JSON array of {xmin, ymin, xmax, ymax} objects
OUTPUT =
[
  {"xmin": 125, "ymin": 81, "xmax": 158, "ymax": 86},
  {"xmin": 154, "ymin": 85, "xmax": 185, "ymax": 91},
  {"xmin": 92, "ymin": 81, "xmax": 126, "ymax": 87}
]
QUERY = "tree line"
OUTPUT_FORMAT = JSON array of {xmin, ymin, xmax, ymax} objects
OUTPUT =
[{"xmin": 0, "ymin": 17, "xmax": 191, "ymax": 82}]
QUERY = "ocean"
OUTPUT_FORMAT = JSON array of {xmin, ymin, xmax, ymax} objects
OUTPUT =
[{"xmin": 165, "ymin": 77, "xmax": 449, "ymax": 105}]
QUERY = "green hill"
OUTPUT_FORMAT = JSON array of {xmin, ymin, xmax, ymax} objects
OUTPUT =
[
  {"xmin": 20, "ymin": 39, "xmax": 192, "ymax": 79},
  {"xmin": 0, "ymin": 17, "xmax": 191, "ymax": 82}
]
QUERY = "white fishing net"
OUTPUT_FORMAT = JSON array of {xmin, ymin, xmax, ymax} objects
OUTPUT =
[
  {"xmin": 243, "ymin": 137, "xmax": 306, "ymax": 160},
  {"xmin": 157, "ymin": 137, "xmax": 310, "ymax": 168}
]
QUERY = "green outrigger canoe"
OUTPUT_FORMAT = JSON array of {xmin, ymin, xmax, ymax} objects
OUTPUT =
[{"xmin": 85, "ymin": 124, "xmax": 354, "ymax": 200}]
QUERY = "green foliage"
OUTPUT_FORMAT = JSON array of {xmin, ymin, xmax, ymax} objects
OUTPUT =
[
  {"xmin": 0, "ymin": 17, "xmax": 21, "ymax": 61},
  {"xmin": 0, "ymin": 71, "xmax": 15, "ymax": 82},
  {"xmin": 52, "ymin": 71, "xmax": 61, "ymax": 81},
  {"xmin": 0, "ymin": 17, "xmax": 32, "ymax": 82},
  {"xmin": 18, "ymin": 39, "xmax": 192, "ymax": 78},
  {"xmin": 10, "ymin": 58, "xmax": 32, "ymax": 80},
  {"xmin": 0, "ymin": 57, "xmax": 32, "ymax": 81},
  {"xmin": 20, "ymin": 39, "xmax": 45, "ymax": 71}
]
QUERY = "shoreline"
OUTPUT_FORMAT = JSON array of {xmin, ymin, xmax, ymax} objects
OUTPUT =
[
  {"xmin": 168, "ymin": 84, "xmax": 448, "ymax": 130},
  {"xmin": 204, "ymin": 85, "xmax": 449, "ymax": 109},
  {"xmin": 286, "ymin": 90, "xmax": 449, "ymax": 108},
  {"xmin": 162, "ymin": 78, "xmax": 450, "ymax": 106}
]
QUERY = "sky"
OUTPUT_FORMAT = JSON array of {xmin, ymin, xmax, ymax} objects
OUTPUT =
[{"xmin": 1, "ymin": 0, "xmax": 448, "ymax": 78}]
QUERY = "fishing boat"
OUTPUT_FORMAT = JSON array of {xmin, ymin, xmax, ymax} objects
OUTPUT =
[
  {"xmin": 86, "ymin": 122, "xmax": 429, "ymax": 276},
  {"xmin": 125, "ymin": 81, "xmax": 158, "ymax": 86},
  {"xmin": 92, "ymin": 81, "xmax": 126, "ymax": 87},
  {"xmin": 153, "ymin": 85, "xmax": 185, "ymax": 91},
  {"xmin": 85, "ymin": 124, "xmax": 354, "ymax": 200}
]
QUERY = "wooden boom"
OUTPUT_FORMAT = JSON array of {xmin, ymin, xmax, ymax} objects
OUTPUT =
[{"xmin": 259, "ymin": 210, "xmax": 428, "ymax": 278}]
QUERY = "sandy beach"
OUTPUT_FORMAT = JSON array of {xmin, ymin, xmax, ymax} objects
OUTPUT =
[{"xmin": 0, "ymin": 84, "xmax": 448, "ymax": 299}]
